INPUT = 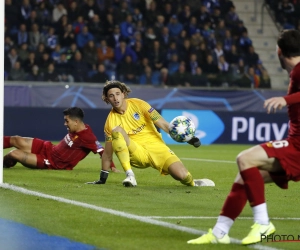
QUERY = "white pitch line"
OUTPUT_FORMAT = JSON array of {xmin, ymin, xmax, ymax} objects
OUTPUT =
[
  {"xmin": 0, "ymin": 183, "xmax": 280, "ymax": 250},
  {"xmin": 181, "ymin": 157, "xmax": 236, "ymax": 164},
  {"xmin": 147, "ymin": 216, "xmax": 300, "ymax": 221}
]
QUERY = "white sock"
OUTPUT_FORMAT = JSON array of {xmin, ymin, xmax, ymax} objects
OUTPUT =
[
  {"xmin": 212, "ymin": 215, "xmax": 234, "ymax": 238},
  {"xmin": 252, "ymin": 203, "xmax": 269, "ymax": 225},
  {"xmin": 125, "ymin": 169, "xmax": 134, "ymax": 177}
]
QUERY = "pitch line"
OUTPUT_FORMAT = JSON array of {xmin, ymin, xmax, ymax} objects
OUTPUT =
[
  {"xmin": 181, "ymin": 157, "xmax": 236, "ymax": 164},
  {"xmin": 0, "ymin": 183, "xmax": 279, "ymax": 250},
  {"xmin": 147, "ymin": 216, "xmax": 300, "ymax": 221}
]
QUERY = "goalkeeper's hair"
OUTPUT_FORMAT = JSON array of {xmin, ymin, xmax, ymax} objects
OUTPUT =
[
  {"xmin": 102, "ymin": 80, "xmax": 131, "ymax": 104},
  {"xmin": 63, "ymin": 107, "xmax": 84, "ymax": 121}
]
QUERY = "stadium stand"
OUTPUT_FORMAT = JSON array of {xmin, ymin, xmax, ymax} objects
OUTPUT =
[{"xmin": 4, "ymin": 0, "xmax": 272, "ymax": 88}]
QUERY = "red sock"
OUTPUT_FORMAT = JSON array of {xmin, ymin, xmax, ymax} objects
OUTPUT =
[
  {"xmin": 240, "ymin": 168, "xmax": 265, "ymax": 207},
  {"xmin": 4, "ymin": 136, "xmax": 11, "ymax": 148},
  {"xmin": 220, "ymin": 183, "xmax": 247, "ymax": 220}
]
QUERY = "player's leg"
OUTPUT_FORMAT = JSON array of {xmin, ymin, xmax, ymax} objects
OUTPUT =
[
  {"xmin": 188, "ymin": 145, "xmax": 278, "ymax": 245},
  {"xmin": 111, "ymin": 126, "xmax": 137, "ymax": 187},
  {"xmin": 167, "ymin": 161, "xmax": 195, "ymax": 186},
  {"xmin": 4, "ymin": 136, "xmax": 34, "ymax": 152},
  {"xmin": 4, "ymin": 149, "xmax": 39, "ymax": 168}
]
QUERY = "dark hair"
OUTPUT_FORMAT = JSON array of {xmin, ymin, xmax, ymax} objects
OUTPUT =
[
  {"xmin": 63, "ymin": 107, "xmax": 84, "ymax": 120},
  {"xmin": 102, "ymin": 80, "xmax": 131, "ymax": 104},
  {"xmin": 277, "ymin": 29, "xmax": 300, "ymax": 58}
]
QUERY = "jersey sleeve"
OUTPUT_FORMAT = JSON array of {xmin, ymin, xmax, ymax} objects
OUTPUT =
[{"xmin": 138, "ymin": 99, "xmax": 162, "ymax": 122}]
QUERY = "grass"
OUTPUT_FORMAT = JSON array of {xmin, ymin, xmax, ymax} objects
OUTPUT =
[{"xmin": 1, "ymin": 144, "xmax": 300, "ymax": 250}]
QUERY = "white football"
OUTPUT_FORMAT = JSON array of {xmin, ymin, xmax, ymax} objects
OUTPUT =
[{"xmin": 168, "ymin": 116, "xmax": 196, "ymax": 142}]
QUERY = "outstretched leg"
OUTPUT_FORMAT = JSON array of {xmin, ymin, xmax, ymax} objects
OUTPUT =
[
  {"xmin": 4, "ymin": 136, "xmax": 34, "ymax": 152},
  {"xmin": 4, "ymin": 149, "xmax": 39, "ymax": 169}
]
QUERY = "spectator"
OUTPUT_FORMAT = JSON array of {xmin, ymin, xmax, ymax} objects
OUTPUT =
[
  {"xmin": 244, "ymin": 45, "xmax": 260, "ymax": 67},
  {"xmin": 144, "ymin": 27, "xmax": 157, "ymax": 51},
  {"xmin": 212, "ymin": 41, "xmax": 224, "ymax": 64},
  {"xmin": 191, "ymin": 66, "xmax": 208, "ymax": 87},
  {"xmin": 81, "ymin": 0, "xmax": 101, "ymax": 21},
  {"xmin": 67, "ymin": 1, "xmax": 81, "ymax": 23},
  {"xmin": 29, "ymin": 23, "xmax": 43, "ymax": 50},
  {"xmin": 60, "ymin": 24, "xmax": 76, "ymax": 48},
  {"xmin": 26, "ymin": 10, "xmax": 39, "ymax": 31},
  {"xmin": 170, "ymin": 63, "xmax": 192, "ymax": 87},
  {"xmin": 6, "ymin": 48, "xmax": 19, "ymax": 71},
  {"xmin": 66, "ymin": 43, "xmax": 79, "ymax": 61},
  {"xmin": 168, "ymin": 15, "xmax": 183, "ymax": 38},
  {"xmin": 177, "ymin": 29, "xmax": 188, "ymax": 48},
  {"xmin": 103, "ymin": 13, "xmax": 115, "ymax": 38},
  {"xmin": 166, "ymin": 41, "xmax": 178, "ymax": 61},
  {"xmin": 185, "ymin": 16, "xmax": 199, "ymax": 37},
  {"xmin": 52, "ymin": 3, "xmax": 67, "ymax": 23},
  {"xmin": 107, "ymin": 25, "xmax": 125, "ymax": 48},
  {"xmin": 217, "ymin": 55, "xmax": 230, "ymax": 85},
  {"xmin": 120, "ymin": 14, "xmax": 135, "ymax": 40},
  {"xmin": 231, "ymin": 58, "xmax": 248, "ymax": 85},
  {"xmin": 259, "ymin": 69, "xmax": 271, "ymax": 89},
  {"xmin": 195, "ymin": 5, "xmax": 211, "ymax": 27},
  {"xmin": 55, "ymin": 53, "xmax": 71, "ymax": 79},
  {"xmin": 35, "ymin": 1, "xmax": 51, "ymax": 33},
  {"xmin": 161, "ymin": 3, "xmax": 174, "ymax": 25},
  {"xmin": 44, "ymin": 27, "xmax": 58, "ymax": 50},
  {"xmin": 35, "ymin": 43, "xmax": 46, "ymax": 62},
  {"xmin": 147, "ymin": 40, "xmax": 166, "ymax": 72},
  {"xmin": 20, "ymin": 0, "xmax": 32, "ymax": 23},
  {"xmin": 186, "ymin": 53, "xmax": 200, "ymax": 75},
  {"xmin": 245, "ymin": 66, "xmax": 260, "ymax": 88},
  {"xmin": 179, "ymin": 39, "xmax": 194, "ymax": 64},
  {"xmin": 39, "ymin": 52, "xmax": 53, "ymax": 74},
  {"xmin": 76, "ymin": 26, "xmax": 94, "ymax": 49},
  {"xmin": 201, "ymin": 54, "xmax": 221, "ymax": 87},
  {"xmin": 225, "ymin": 44, "xmax": 241, "ymax": 66},
  {"xmin": 132, "ymin": 7, "xmax": 143, "ymax": 24},
  {"xmin": 5, "ymin": 0, "xmax": 19, "ymax": 28},
  {"xmin": 9, "ymin": 61, "xmax": 27, "ymax": 81},
  {"xmin": 16, "ymin": 24, "xmax": 29, "ymax": 46},
  {"xmin": 72, "ymin": 16, "xmax": 85, "ymax": 35},
  {"xmin": 145, "ymin": 1, "xmax": 160, "ymax": 26},
  {"xmin": 132, "ymin": 40, "xmax": 146, "ymax": 63},
  {"xmin": 117, "ymin": 55, "xmax": 138, "ymax": 84},
  {"xmin": 239, "ymin": 30, "xmax": 252, "ymax": 54},
  {"xmin": 23, "ymin": 51, "xmax": 38, "ymax": 72},
  {"xmin": 223, "ymin": 29, "xmax": 234, "ymax": 53},
  {"xmin": 178, "ymin": 4, "xmax": 193, "ymax": 26},
  {"xmin": 114, "ymin": 1, "xmax": 132, "ymax": 23},
  {"xmin": 211, "ymin": 7, "xmax": 222, "ymax": 29},
  {"xmin": 114, "ymin": 40, "xmax": 137, "ymax": 65},
  {"xmin": 90, "ymin": 64, "xmax": 109, "ymax": 83},
  {"xmin": 97, "ymin": 39, "xmax": 114, "ymax": 65},
  {"xmin": 44, "ymin": 63, "xmax": 59, "ymax": 82},
  {"xmin": 17, "ymin": 43, "xmax": 29, "ymax": 63},
  {"xmin": 26, "ymin": 65, "xmax": 44, "ymax": 82},
  {"xmin": 69, "ymin": 51, "xmax": 89, "ymax": 82},
  {"xmin": 139, "ymin": 65, "xmax": 160, "ymax": 85},
  {"xmin": 83, "ymin": 40, "xmax": 98, "ymax": 68},
  {"xmin": 159, "ymin": 67, "xmax": 171, "ymax": 87},
  {"xmin": 225, "ymin": 5, "xmax": 240, "ymax": 28},
  {"xmin": 55, "ymin": 14, "xmax": 69, "ymax": 37},
  {"xmin": 153, "ymin": 15, "xmax": 165, "ymax": 37},
  {"xmin": 4, "ymin": 36, "xmax": 15, "ymax": 54},
  {"xmin": 158, "ymin": 26, "xmax": 171, "ymax": 49},
  {"xmin": 88, "ymin": 14, "xmax": 105, "ymax": 43},
  {"xmin": 215, "ymin": 19, "xmax": 227, "ymax": 40},
  {"xmin": 51, "ymin": 44, "xmax": 63, "ymax": 62},
  {"xmin": 167, "ymin": 53, "xmax": 180, "ymax": 75}
]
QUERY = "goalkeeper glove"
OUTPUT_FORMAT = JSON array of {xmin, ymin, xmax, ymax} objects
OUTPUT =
[
  {"xmin": 86, "ymin": 170, "xmax": 109, "ymax": 184},
  {"xmin": 187, "ymin": 136, "xmax": 201, "ymax": 148}
]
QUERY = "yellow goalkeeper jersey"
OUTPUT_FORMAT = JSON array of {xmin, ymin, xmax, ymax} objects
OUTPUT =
[{"xmin": 104, "ymin": 98, "xmax": 164, "ymax": 145}]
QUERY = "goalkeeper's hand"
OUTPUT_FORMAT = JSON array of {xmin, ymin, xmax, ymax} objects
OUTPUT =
[
  {"xmin": 187, "ymin": 136, "xmax": 201, "ymax": 148},
  {"xmin": 86, "ymin": 180, "xmax": 106, "ymax": 184}
]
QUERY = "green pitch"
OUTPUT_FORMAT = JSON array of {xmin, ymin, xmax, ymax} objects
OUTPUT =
[{"xmin": 1, "ymin": 144, "xmax": 300, "ymax": 250}]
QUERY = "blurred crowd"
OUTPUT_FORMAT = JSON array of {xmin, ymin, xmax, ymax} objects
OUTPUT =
[
  {"xmin": 266, "ymin": 0, "xmax": 300, "ymax": 30},
  {"xmin": 4, "ymin": 0, "xmax": 271, "ymax": 88}
]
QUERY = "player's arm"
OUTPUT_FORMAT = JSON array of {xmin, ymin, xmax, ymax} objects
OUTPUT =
[
  {"xmin": 154, "ymin": 117, "xmax": 201, "ymax": 148},
  {"xmin": 86, "ymin": 141, "xmax": 114, "ymax": 184},
  {"xmin": 264, "ymin": 92, "xmax": 300, "ymax": 113}
]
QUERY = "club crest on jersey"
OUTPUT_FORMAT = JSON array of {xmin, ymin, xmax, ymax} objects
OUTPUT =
[{"xmin": 133, "ymin": 113, "xmax": 140, "ymax": 120}]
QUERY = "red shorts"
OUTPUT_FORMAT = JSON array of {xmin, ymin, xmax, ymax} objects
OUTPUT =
[
  {"xmin": 32, "ymin": 138, "xmax": 54, "ymax": 169},
  {"xmin": 261, "ymin": 137, "xmax": 300, "ymax": 189}
]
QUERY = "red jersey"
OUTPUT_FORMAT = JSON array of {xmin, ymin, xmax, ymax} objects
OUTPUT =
[
  {"xmin": 49, "ymin": 124, "xmax": 103, "ymax": 169},
  {"xmin": 284, "ymin": 62, "xmax": 300, "ymax": 139}
]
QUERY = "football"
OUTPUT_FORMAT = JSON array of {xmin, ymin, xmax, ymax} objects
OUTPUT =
[{"xmin": 168, "ymin": 116, "xmax": 196, "ymax": 143}]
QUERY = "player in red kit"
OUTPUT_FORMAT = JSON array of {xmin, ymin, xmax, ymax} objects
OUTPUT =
[
  {"xmin": 3, "ymin": 107, "xmax": 116, "ymax": 172},
  {"xmin": 188, "ymin": 29, "xmax": 300, "ymax": 245}
]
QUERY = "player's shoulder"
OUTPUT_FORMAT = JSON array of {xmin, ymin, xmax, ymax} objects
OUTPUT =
[
  {"xmin": 291, "ymin": 62, "xmax": 300, "ymax": 79},
  {"xmin": 128, "ymin": 98, "xmax": 146, "ymax": 105},
  {"xmin": 79, "ymin": 124, "xmax": 97, "ymax": 140}
]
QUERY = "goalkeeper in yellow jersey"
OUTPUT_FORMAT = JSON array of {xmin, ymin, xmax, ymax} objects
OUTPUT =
[{"xmin": 88, "ymin": 80, "xmax": 215, "ymax": 187}]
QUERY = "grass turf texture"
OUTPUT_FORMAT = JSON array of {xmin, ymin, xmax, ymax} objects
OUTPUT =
[{"xmin": 1, "ymin": 144, "xmax": 300, "ymax": 250}]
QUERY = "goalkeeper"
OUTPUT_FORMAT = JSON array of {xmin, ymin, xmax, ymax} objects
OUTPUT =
[
  {"xmin": 88, "ymin": 80, "xmax": 214, "ymax": 187},
  {"xmin": 3, "ymin": 107, "xmax": 116, "ymax": 171}
]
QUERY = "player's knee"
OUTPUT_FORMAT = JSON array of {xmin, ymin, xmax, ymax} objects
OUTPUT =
[
  {"xmin": 236, "ymin": 152, "xmax": 251, "ymax": 171},
  {"xmin": 7, "ymin": 149, "xmax": 21, "ymax": 160}
]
